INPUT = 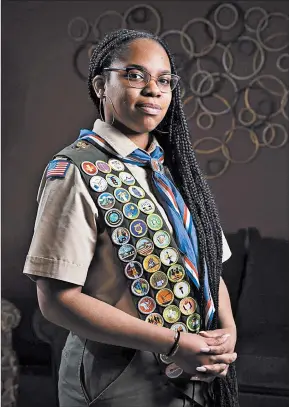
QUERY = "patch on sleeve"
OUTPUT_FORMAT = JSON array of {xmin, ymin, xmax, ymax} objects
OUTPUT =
[{"xmin": 46, "ymin": 160, "xmax": 70, "ymax": 179}]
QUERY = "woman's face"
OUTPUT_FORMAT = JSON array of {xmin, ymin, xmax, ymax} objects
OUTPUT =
[{"xmin": 97, "ymin": 38, "xmax": 173, "ymax": 135}]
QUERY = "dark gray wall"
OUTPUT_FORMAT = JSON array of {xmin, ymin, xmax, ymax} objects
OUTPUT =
[{"xmin": 2, "ymin": 1, "xmax": 289, "ymax": 299}]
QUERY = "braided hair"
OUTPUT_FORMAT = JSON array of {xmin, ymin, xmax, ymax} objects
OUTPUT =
[{"xmin": 87, "ymin": 29, "xmax": 239, "ymax": 407}]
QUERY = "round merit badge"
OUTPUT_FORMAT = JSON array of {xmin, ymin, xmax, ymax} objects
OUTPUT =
[
  {"xmin": 179, "ymin": 297, "xmax": 197, "ymax": 316},
  {"xmin": 170, "ymin": 322, "xmax": 188, "ymax": 333},
  {"xmin": 90, "ymin": 176, "xmax": 108, "ymax": 193},
  {"xmin": 119, "ymin": 172, "xmax": 135, "ymax": 186},
  {"xmin": 138, "ymin": 296, "xmax": 156, "ymax": 315},
  {"xmin": 156, "ymin": 288, "xmax": 174, "ymax": 307},
  {"xmin": 163, "ymin": 305, "xmax": 181, "ymax": 324},
  {"xmin": 114, "ymin": 188, "xmax": 131, "ymax": 203},
  {"xmin": 136, "ymin": 237, "xmax": 154, "ymax": 256},
  {"xmin": 186, "ymin": 313, "xmax": 201, "ymax": 333},
  {"xmin": 150, "ymin": 271, "xmax": 168, "ymax": 290},
  {"xmin": 145, "ymin": 313, "xmax": 164, "ymax": 327},
  {"xmin": 147, "ymin": 214, "xmax": 163, "ymax": 231},
  {"xmin": 104, "ymin": 209, "xmax": 123, "ymax": 227},
  {"xmin": 143, "ymin": 254, "xmax": 161, "ymax": 273},
  {"xmin": 153, "ymin": 230, "xmax": 171, "ymax": 249},
  {"xmin": 129, "ymin": 185, "xmax": 146, "ymax": 199},
  {"xmin": 118, "ymin": 244, "xmax": 137, "ymax": 262},
  {"xmin": 108, "ymin": 158, "xmax": 125, "ymax": 172},
  {"xmin": 81, "ymin": 161, "xmax": 98, "ymax": 176},
  {"xmin": 167, "ymin": 265, "xmax": 185, "ymax": 283},
  {"xmin": 95, "ymin": 160, "xmax": 111, "ymax": 174},
  {"xmin": 130, "ymin": 219, "xmax": 147, "ymax": 238},
  {"xmin": 123, "ymin": 203, "xmax": 140, "ymax": 220},
  {"xmin": 131, "ymin": 278, "xmax": 150, "ymax": 297},
  {"xmin": 160, "ymin": 247, "xmax": 179, "ymax": 266},
  {"xmin": 111, "ymin": 227, "xmax": 130, "ymax": 245},
  {"xmin": 124, "ymin": 261, "xmax": 143, "ymax": 280},
  {"xmin": 106, "ymin": 173, "xmax": 122, "ymax": 188},
  {"xmin": 160, "ymin": 354, "xmax": 174, "ymax": 365},
  {"xmin": 173, "ymin": 281, "xmax": 191, "ymax": 299},
  {"xmin": 97, "ymin": 192, "xmax": 115, "ymax": 210},
  {"xmin": 165, "ymin": 363, "xmax": 183, "ymax": 379},
  {"xmin": 138, "ymin": 198, "xmax": 155, "ymax": 214}
]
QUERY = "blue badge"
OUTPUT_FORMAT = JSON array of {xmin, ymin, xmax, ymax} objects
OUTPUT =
[
  {"xmin": 104, "ymin": 209, "xmax": 123, "ymax": 227},
  {"xmin": 111, "ymin": 227, "xmax": 130, "ymax": 245},
  {"xmin": 123, "ymin": 203, "xmax": 140, "ymax": 220},
  {"xmin": 97, "ymin": 192, "xmax": 115, "ymax": 210},
  {"xmin": 130, "ymin": 219, "xmax": 148, "ymax": 238},
  {"xmin": 114, "ymin": 188, "xmax": 131, "ymax": 203},
  {"xmin": 118, "ymin": 244, "xmax": 137, "ymax": 262},
  {"xmin": 106, "ymin": 173, "xmax": 122, "ymax": 188}
]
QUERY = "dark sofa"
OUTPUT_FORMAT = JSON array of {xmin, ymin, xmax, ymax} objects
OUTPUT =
[{"xmin": 10, "ymin": 228, "xmax": 289, "ymax": 407}]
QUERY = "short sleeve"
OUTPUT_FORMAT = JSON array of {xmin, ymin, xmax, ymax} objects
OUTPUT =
[
  {"xmin": 222, "ymin": 230, "xmax": 231, "ymax": 263},
  {"xmin": 23, "ymin": 161, "xmax": 98, "ymax": 286}
]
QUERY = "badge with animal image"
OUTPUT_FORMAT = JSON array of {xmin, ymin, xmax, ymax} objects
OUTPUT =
[
  {"xmin": 124, "ymin": 261, "xmax": 143, "ymax": 280},
  {"xmin": 111, "ymin": 227, "xmax": 130, "ymax": 245},
  {"xmin": 153, "ymin": 230, "xmax": 171, "ymax": 249},
  {"xmin": 156, "ymin": 288, "xmax": 174, "ymax": 307},
  {"xmin": 129, "ymin": 185, "xmax": 146, "ymax": 199},
  {"xmin": 97, "ymin": 192, "xmax": 115, "ymax": 210},
  {"xmin": 130, "ymin": 219, "xmax": 148, "ymax": 238},
  {"xmin": 108, "ymin": 158, "xmax": 125, "ymax": 172},
  {"xmin": 138, "ymin": 296, "xmax": 156, "ymax": 315},
  {"xmin": 114, "ymin": 188, "xmax": 131, "ymax": 203},
  {"xmin": 143, "ymin": 254, "xmax": 161, "ymax": 273},
  {"xmin": 138, "ymin": 199, "xmax": 155, "ymax": 214},
  {"xmin": 160, "ymin": 247, "xmax": 179, "ymax": 266},
  {"xmin": 136, "ymin": 237, "xmax": 154, "ymax": 256},
  {"xmin": 118, "ymin": 244, "xmax": 137, "ymax": 262},
  {"xmin": 167, "ymin": 264, "xmax": 185, "ymax": 283},
  {"xmin": 145, "ymin": 313, "xmax": 164, "ymax": 327},
  {"xmin": 131, "ymin": 278, "xmax": 150, "ymax": 297},
  {"xmin": 119, "ymin": 172, "xmax": 136, "ymax": 186}
]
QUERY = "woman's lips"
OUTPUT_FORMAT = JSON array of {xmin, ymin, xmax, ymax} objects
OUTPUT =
[{"xmin": 136, "ymin": 103, "xmax": 162, "ymax": 115}]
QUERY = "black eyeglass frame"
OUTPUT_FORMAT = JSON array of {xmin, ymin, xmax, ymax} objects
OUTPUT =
[{"xmin": 103, "ymin": 66, "xmax": 181, "ymax": 92}]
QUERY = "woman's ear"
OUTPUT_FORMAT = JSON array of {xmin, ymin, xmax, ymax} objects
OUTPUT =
[{"xmin": 92, "ymin": 75, "xmax": 106, "ymax": 99}]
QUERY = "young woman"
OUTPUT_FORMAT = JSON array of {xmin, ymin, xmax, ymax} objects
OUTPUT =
[{"xmin": 23, "ymin": 29, "xmax": 238, "ymax": 407}]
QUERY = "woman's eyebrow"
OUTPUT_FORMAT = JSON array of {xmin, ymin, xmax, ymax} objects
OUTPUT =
[{"xmin": 126, "ymin": 63, "xmax": 171, "ymax": 74}]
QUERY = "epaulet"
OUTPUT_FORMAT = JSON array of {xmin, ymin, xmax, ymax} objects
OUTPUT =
[{"xmin": 46, "ymin": 159, "xmax": 71, "ymax": 179}]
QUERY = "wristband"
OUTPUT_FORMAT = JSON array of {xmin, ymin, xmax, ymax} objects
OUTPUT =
[{"xmin": 166, "ymin": 330, "xmax": 181, "ymax": 357}]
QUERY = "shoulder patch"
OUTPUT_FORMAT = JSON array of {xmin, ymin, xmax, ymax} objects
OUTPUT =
[{"xmin": 46, "ymin": 159, "xmax": 70, "ymax": 179}]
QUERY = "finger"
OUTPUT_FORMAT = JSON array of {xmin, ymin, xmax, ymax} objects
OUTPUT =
[
  {"xmin": 196, "ymin": 363, "xmax": 228, "ymax": 377},
  {"xmin": 209, "ymin": 352, "xmax": 237, "ymax": 365},
  {"xmin": 200, "ymin": 334, "xmax": 230, "ymax": 350},
  {"xmin": 199, "ymin": 330, "xmax": 223, "ymax": 338}
]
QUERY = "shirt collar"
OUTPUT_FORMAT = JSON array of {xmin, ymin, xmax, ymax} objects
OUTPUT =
[{"xmin": 92, "ymin": 119, "xmax": 160, "ymax": 158}]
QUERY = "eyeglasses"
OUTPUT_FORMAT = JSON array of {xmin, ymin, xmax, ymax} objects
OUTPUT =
[{"xmin": 103, "ymin": 66, "xmax": 180, "ymax": 93}]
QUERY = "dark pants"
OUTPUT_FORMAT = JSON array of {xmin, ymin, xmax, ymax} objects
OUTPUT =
[{"xmin": 58, "ymin": 333, "xmax": 204, "ymax": 407}]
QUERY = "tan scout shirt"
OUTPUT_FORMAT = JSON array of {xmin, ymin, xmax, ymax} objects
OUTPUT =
[{"xmin": 24, "ymin": 119, "xmax": 231, "ymax": 298}]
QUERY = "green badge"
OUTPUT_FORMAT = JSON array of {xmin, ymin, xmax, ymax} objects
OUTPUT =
[{"xmin": 147, "ymin": 213, "xmax": 163, "ymax": 231}]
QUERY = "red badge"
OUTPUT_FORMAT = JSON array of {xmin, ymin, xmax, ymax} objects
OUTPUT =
[{"xmin": 81, "ymin": 161, "xmax": 98, "ymax": 176}]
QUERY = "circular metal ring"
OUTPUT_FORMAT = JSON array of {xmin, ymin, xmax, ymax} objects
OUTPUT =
[
  {"xmin": 160, "ymin": 30, "xmax": 195, "ymax": 58},
  {"xmin": 181, "ymin": 18, "xmax": 217, "ymax": 57},
  {"xmin": 122, "ymin": 4, "xmax": 162, "ymax": 36},
  {"xmin": 190, "ymin": 70, "xmax": 215, "ymax": 97},
  {"xmin": 256, "ymin": 12, "xmax": 289, "ymax": 52},
  {"xmin": 68, "ymin": 16, "xmax": 90, "ymax": 42},
  {"xmin": 196, "ymin": 112, "xmax": 214, "ymax": 130},
  {"xmin": 92, "ymin": 11, "xmax": 124, "ymax": 40},
  {"xmin": 198, "ymin": 72, "xmax": 238, "ymax": 116},
  {"xmin": 245, "ymin": 74, "xmax": 287, "ymax": 118},
  {"xmin": 223, "ymin": 126, "xmax": 260, "ymax": 164},
  {"xmin": 222, "ymin": 36, "xmax": 265, "ymax": 81},
  {"xmin": 277, "ymin": 53, "xmax": 289, "ymax": 73},
  {"xmin": 262, "ymin": 123, "xmax": 288, "ymax": 149},
  {"xmin": 281, "ymin": 90, "xmax": 289, "ymax": 121},
  {"xmin": 238, "ymin": 107, "xmax": 257, "ymax": 127},
  {"xmin": 183, "ymin": 95, "xmax": 199, "ymax": 120},
  {"xmin": 244, "ymin": 7, "xmax": 268, "ymax": 33},
  {"xmin": 213, "ymin": 3, "xmax": 239, "ymax": 30}
]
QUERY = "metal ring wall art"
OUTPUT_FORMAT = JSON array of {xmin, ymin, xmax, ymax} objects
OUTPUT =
[{"xmin": 68, "ymin": 3, "xmax": 289, "ymax": 179}]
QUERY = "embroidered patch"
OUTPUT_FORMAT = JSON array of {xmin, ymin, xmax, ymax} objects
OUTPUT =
[{"xmin": 46, "ymin": 160, "xmax": 70, "ymax": 179}]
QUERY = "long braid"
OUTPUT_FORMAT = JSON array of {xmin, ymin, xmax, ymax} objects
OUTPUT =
[{"xmin": 87, "ymin": 28, "xmax": 239, "ymax": 407}]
